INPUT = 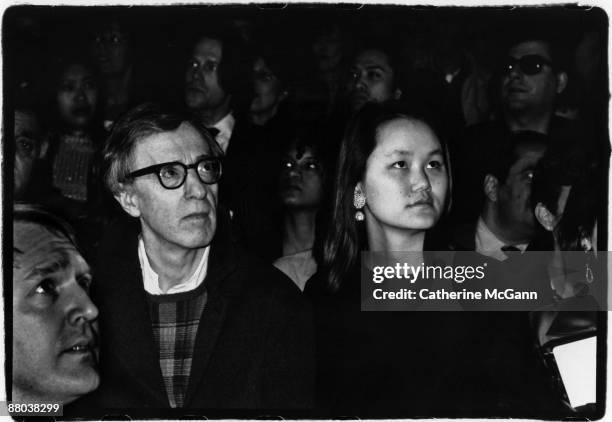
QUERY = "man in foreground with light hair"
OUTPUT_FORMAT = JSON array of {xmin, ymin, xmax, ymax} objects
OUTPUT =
[{"xmin": 12, "ymin": 204, "xmax": 100, "ymax": 405}]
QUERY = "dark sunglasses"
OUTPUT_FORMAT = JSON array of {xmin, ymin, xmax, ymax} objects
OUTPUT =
[
  {"xmin": 126, "ymin": 157, "xmax": 222, "ymax": 190},
  {"xmin": 501, "ymin": 55, "xmax": 553, "ymax": 76}
]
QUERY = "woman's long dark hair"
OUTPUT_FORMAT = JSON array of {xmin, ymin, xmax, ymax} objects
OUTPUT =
[{"xmin": 321, "ymin": 100, "xmax": 451, "ymax": 293}]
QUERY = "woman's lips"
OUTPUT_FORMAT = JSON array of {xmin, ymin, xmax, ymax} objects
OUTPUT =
[{"xmin": 406, "ymin": 198, "xmax": 433, "ymax": 208}]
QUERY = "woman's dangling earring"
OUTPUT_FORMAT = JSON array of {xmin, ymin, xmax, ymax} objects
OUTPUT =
[
  {"xmin": 581, "ymin": 236, "xmax": 594, "ymax": 284},
  {"xmin": 353, "ymin": 186, "xmax": 366, "ymax": 221}
]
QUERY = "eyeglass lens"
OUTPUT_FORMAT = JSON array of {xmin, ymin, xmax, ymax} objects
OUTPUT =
[
  {"xmin": 158, "ymin": 159, "xmax": 221, "ymax": 189},
  {"xmin": 503, "ymin": 55, "xmax": 550, "ymax": 76}
]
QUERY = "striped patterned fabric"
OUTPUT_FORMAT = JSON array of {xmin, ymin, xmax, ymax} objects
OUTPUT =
[
  {"xmin": 146, "ymin": 283, "xmax": 208, "ymax": 407},
  {"xmin": 52, "ymin": 133, "xmax": 95, "ymax": 202}
]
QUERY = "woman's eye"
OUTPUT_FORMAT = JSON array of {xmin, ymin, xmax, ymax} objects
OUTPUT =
[
  {"xmin": 305, "ymin": 161, "xmax": 320, "ymax": 171},
  {"xmin": 348, "ymin": 71, "xmax": 359, "ymax": 81},
  {"xmin": 392, "ymin": 161, "xmax": 407, "ymax": 169},
  {"xmin": 427, "ymin": 160, "xmax": 443, "ymax": 169},
  {"xmin": 188, "ymin": 59, "xmax": 199, "ymax": 70},
  {"xmin": 34, "ymin": 279, "xmax": 58, "ymax": 297}
]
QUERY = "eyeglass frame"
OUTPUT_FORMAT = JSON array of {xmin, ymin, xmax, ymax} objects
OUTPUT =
[
  {"xmin": 501, "ymin": 54, "xmax": 554, "ymax": 76},
  {"xmin": 125, "ymin": 156, "xmax": 223, "ymax": 190}
]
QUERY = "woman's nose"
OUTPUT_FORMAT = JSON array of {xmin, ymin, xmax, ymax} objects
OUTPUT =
[{"xmin": 410, "ymin": 168, "xmax": 431, "ymax": 192}]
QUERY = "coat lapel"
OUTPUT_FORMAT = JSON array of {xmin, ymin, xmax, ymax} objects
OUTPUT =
[
  {"xmin": 183, "ymin": 208, "xmax": 240, "ymax": 406},
  {"xmin": 98, "ymin": 221, "xmax": 169, "ymax": 406}
]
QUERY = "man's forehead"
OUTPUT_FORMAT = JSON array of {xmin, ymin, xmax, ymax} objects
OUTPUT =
[
  {"xmin": 14, "ymin": 222, "xmax": 72, "ymax": 250},
  {"xmin": 62, "ymin": 64, "xmax": 95, "ymax": 80},
  {"xmin": 508, "ymin": 40, "xmax": 552, "ymax": 59},
  {"xmin": 15, "ymin": 111, "xmax": 42, "ymax": 135},
  {"xmin": 132, "ymin": 122, "xmax": 210, "ymax": 163},
  {"xmin": 13, "ymin": 222, "xmax": 81, "ymax": 270},
  {"xmin": 511, "ymin": 144, "xmax": 546, "ymax": 170},
  {"xmin": 355, "ymin": 50, "xmax": 391, "ymax": 68},
  {"xmin": 193, "ymin": 37, "xmax": 223, "ymax": 59}
]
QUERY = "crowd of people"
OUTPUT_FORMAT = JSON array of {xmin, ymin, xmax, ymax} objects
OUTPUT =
[{"xmin": 9, "ymin": 5, "xmax": 608, "ymax": 419}]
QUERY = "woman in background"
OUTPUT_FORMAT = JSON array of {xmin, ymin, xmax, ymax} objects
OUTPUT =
[
  {"xmin": 273, "ymin": 128, "xmax": 328, "ymax": 291},
  {"xmin": 44, "ymin": 56, "xmax": 106, "ymax": 258}
]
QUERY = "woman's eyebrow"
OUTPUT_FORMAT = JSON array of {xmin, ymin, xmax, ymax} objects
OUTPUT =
[{"xmin": 384, "ymin": 149, "xmax": 413, "ymax": 157}]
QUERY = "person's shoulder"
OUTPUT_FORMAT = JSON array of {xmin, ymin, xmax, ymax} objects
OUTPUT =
[
  {"xmin": 448, "ymin": 220, "xmax": 478, "ymax": 251},
  {"xmin": 232, "ymin": 252, "xmax": 308, "ymax": 309},
  {"xmin": 96, "ymin": 215, "xmax": 139, "ymax": 257}
]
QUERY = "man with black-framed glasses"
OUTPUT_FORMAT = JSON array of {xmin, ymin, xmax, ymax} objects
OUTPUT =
[{"xmin": 76, "ymin": 102, "xmax": 314, "ymax": 415}]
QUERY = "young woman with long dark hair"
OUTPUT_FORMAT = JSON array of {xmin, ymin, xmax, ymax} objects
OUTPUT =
[
  {"xmin": 306, "ymin": 101, "xmax": 566, "ymax": 417},
  {"xmin": 305, "ymin": 101, "xmax": 466, "ymax": 416}
]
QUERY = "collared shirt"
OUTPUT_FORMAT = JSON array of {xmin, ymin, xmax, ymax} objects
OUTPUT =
[
  {"xmin": 474, "ymin": 217, "xmax": 527, "ymax": 261},
  {"xmin": 211, "ymin": 112, "xmax": 235, "ymax": 154},
  {"xmin": 138, "ymin": 236, "xmax": 210, "ymax": 295}
]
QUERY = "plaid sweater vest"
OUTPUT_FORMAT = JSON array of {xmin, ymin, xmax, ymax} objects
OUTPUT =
[{"xmin": 145, "ymin": 282, "xmax": 208, "ymax": 407}]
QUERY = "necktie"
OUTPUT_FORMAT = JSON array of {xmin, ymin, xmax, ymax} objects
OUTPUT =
[{"xmin": 501, "ymin": 245, "xmax": 520, "ymax": 260}]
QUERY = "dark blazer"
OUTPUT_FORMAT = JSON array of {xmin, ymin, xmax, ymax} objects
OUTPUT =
[
  {"xmin": 75, "ymin": 211, "xmax": 314, "ymax": 417},
  {"xmin": 449, "ymin": 221, "xmax": 567, "ymax": 415},
  {"xmin": 220, "ymin": 118, "xmax": 282, "ymax": 262}
]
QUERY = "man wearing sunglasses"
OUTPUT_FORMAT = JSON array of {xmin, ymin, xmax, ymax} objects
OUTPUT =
[
  {"xmin": 451, "ymin": 32, "xmax": 575, "ymax": 224},
  {"xmin": 499, "ymin": 37, "xmax": 568, "ymax": 133},
  {"xmin": 79, "ymin": 103, "xmax": 314, "ymax": 415}
]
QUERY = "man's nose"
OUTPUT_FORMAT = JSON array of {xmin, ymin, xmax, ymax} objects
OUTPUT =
[
  {"xmin": 67, "ymin": 284, "xmax": 99, "ymax": 326},
  {"xmin": 355, "ymin": 73, "xmax": 368, "ymax": 91},
  {"xmin": 189, "ymin": 66, "xmax": 203, "ymax": 82},
  {"xmin": 184, "ymin": 168, "xmax": 208, "ymax": 199},
  {"xmin": 508, "ymin": 62, "xmax": 523, "ymax": 80}
]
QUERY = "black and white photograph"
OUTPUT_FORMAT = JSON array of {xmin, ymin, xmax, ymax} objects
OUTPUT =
[{"xmin": 3, "ymin": 1, "xmax": 609, "ymax": 420}]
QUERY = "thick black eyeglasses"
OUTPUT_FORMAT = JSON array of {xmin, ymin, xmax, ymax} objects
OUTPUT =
[
  {"xmin": 501, "ymin": 55, "xmax": 553, "ymax": 76},
  {"xmin": 126, "ymin": 157, "xmax": 222, "ymax": 189}
]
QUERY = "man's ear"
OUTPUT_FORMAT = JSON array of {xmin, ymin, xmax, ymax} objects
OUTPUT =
[
  {"xmin": 114, "ymin": 183, "xmax": 141, "ymax": 218},
  {"xmin": 483, "ymin": 174, "xmax": 499, "ymax": 202},
  {"xmin": 535, "ymin": 202, "xmax": 557, "ymax": 231},
  {"xmin": 556, "ymin": 71, "xmax": 568, "ymax": 95}
]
